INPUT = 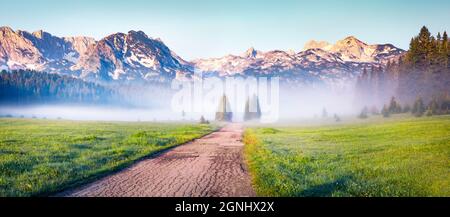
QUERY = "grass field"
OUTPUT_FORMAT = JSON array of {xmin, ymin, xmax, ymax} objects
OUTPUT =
[
  {"xmin": 244, "ymin": 115, "xmax": 450, "ymax": 197},
  {"xmin": 0, "ymin": 118, "xmax": 216, "ymax": 196}
]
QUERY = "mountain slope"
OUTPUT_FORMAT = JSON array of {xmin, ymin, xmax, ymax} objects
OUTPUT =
[
  {"xmin": 193, "ymin": 36, "xmax": 405, "ymax": 83},
  {"xmin": 0, "ymin": 26, "xmax": 45, "ymax": 71},
  {"xmin": 0, "ymin": 26, "xmax": 405, "ymax": 84},
  {"xmin": 0, "ymin": 27, "xmax": 192, "ymax": 82},
  {"xmin": 73, "ymin": 31, "xmax": 191, "ymax": 81},
  {"xmin": 323, "ymin": 36, "xmax": 404, "ymax": 63}
]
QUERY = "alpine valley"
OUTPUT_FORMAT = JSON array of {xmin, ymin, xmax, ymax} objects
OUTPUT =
[{"xmin": 0, "ymin": 26, "xmax": 405, "ymax": 85}]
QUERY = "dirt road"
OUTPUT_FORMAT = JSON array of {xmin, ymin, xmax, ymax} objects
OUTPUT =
[{"xmin": 60, "ymin": 123, "xmax": 255, "ymax": 197}]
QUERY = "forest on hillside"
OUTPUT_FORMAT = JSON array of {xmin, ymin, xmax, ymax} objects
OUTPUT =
[
  {"xmin": 356, "ymin": 26, "xmax": 450, "ymax": 116},
  {"xmin": 0, "ymin": 70, "xmax": 116, "ymax": 104}
]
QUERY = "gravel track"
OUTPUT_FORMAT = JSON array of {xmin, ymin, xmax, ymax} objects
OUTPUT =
[{"xmin": 59, "ymin": 123, "xmax": 255, "ymax": 197}]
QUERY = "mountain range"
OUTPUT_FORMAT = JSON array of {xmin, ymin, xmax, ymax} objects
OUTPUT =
[{"xmin": 0, "ymin": 26, "xmax": 405, "ymax": 84}]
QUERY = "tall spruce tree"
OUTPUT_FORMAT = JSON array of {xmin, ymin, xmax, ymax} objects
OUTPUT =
[
  {"xmin": 443, "ymin": 31, "xmax": 449, "ymax": 68},
  {"xmin": 322, "ymin": 108, "xmax": 328, "ymax": 118},
  {"xmin": 358, "ymin": 106, "xmax": 369, "ymax": 119},
  {"xmin": 243, "ymin": 97, "xmax": 251, "ymax": 121},
  {"xmin": 382, "ymin": 105, "xmax": 390, "ymax": 117},
  {"xmin": 388, "ymin": 96, "xmax": 402, "ymax": 113},
  {"xmin": 412, "ymin": 97, "xmax": 425, "ymax": 117}
]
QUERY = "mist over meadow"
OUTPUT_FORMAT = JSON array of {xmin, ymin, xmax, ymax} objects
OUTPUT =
[{"xmin": 0, "ymin": 78, "xmax": 361, "ymax": 123}]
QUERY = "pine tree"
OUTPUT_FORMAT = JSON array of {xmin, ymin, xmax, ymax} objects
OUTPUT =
[
  {"xmin": 322, "ymin": 108, "xmax": 328, "ymax": 118},
  {"xmin": 377, "ymin": 67, "xmax": 387, "ymax": 104},
  {"xmin": 430, "ymin": 36, "xmax": 439, "ymax": 66},
  {"xmin": 412, "ymin": 97, "xmax": 425, "ymax": 117},
  {"xmin": 428, "ymin": 98, "xmax": 440, "ymax": 115},
  {"xmin": 199, "ymin": 115, "xmax": 208, "ymax": 124},
  {"xmin": 334, "ymin": 114, "xmax": 341, "ymax": 122},
  {"xmin": 356, "ymin": 67, "xmax": 374, "ymax": 107},
  {"xmin": 243, "ymin": 97, "xmax": 251, "ymax": 121},
  {"xmin": 370, "ymin": 66, "xmax": 378, "ymax": 103},
  {"xmin": 406, "ymin": 37, "xmax": 420, "ymax": 66},
  {"xmin": 443, "ymin": 31, "xmax": 449, "ymax": 68},
  {"xmin": 406, "ymin": 26, "xmax": 432, "ymax": 68},
  {"xmin": 382, "ymin": 105, "xmax": 390, "ymax": 117},
  {"xmin": 440, "ymin": 94, "xmax": 450, "ymax": 114},
  {"xmin": 358, "ymin": 106, "xmax": 369, "ymax": 119},
  {"xmin": 388, "ymin": 96, "xmax": 400, "ymax": 113},
  {"xmin": 419, "ymin": 26, "xmax": 432, "ymax": 61}
]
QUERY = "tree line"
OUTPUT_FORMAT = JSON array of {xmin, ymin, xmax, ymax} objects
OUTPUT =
[
  {"xmin": 356, "ymin": 26, "xmax": 450, "ymax": 117},
  {"xmin": 0, "ymin": 70, "xmax": 116, "ymax": 104}
]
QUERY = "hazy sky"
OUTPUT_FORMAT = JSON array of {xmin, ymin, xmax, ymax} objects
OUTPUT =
[{"xmin": 2, "ymin": 0, "xmax": 450, "ymax": 60}]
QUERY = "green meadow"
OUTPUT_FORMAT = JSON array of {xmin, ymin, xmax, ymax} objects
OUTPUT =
[
  {"xmin": 0, "ymin": 118, "xmax": 216, "ymax": 196},
  {"xmin": 244, "ymin": 115, "xmax": 450, "ymax": 197},
  {"xmin": 1, "ymin": 115, "xmax": 449, "ymax": 197}
]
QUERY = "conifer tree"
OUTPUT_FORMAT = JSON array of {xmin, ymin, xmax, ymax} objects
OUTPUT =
[
  {"xmin": 199, "ymin": 115, "xmax": 207, "ymax": 124},
  {"xmin": 412, "ymin": 97, "xmax": 425, "ymax": 117},
  {"xmin": 334, "ymin": 114, "xmax": 341, "ymax": 122},
  {"xmin": 443, "ymin": 31, "xmax": 449, "ymax": 68},
  {"xmin": 418, "ymin": 26, "xmax": 431, "ymax": 55},
  {"xmin": 322, "ymin": 108, "xmax": 328, "ymax": 118},
  {"xmin": 425, "ymin": 108, "xmax": 433, "ymax": 116},
  {"xmin": 382, "ymin": 105, "xmax": 390, "ymax": 117},
  {"xmin": 407, "ymin": 37, "xmax": 420, "ymax": 66},
  {"xmin": 388, "ymin": 96, "xmax": 401, "ymax": 113},
  {"xmin": 428, "ymin": 98, "xmax": 440, "ymax": 115},
  {"xmin": 358, "ymin": 106, "xmax": 369, "ymax": 119},
  {"xmin": 244, "ymin": 97, "xmax": 251, "ymax": 121}
]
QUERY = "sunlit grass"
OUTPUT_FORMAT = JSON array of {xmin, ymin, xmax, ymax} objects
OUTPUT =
[
  {"xmin": 0, "ymin": 118, "xmax": 216, "ymax": 196},
  {"xmin": 244, "ymin": 115, "xmax": 450, "ymax": 197}
]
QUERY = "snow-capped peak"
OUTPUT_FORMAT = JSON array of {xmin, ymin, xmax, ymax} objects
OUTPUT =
[
  {"xmin": 302, "ymin": 36, "xmax": 404, "ymax": 63},
  {"xmin": 0, "ymin": 26, "xmax": 192, "ymax": 82},
  {"xmin": 0, "ymin": 26, "xmax": 405, "ymax": 85},
  {"xmin": 193, "ymin": 36, "xmax": 404, "ymax": 83}
]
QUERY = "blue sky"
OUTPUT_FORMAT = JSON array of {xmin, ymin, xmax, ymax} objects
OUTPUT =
[{"xmin": 2, "ymin": 0, "xmax": 450, "ymax": 60}]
